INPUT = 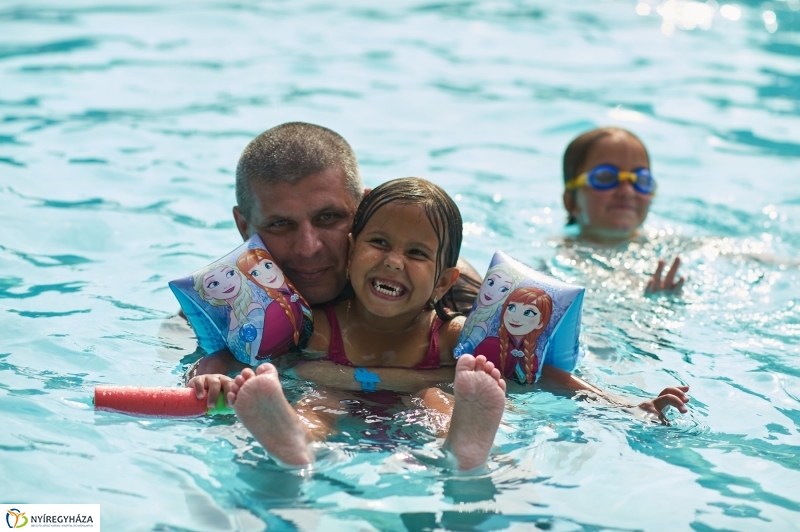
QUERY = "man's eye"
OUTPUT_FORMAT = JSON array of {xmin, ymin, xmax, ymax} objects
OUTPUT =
[
  {"xmin": 318, "ymin": 212, "xmax": 338, "ymax": 224},
  {"xmin": 270, "ymin": 220, "xmax": 289, "ymax": 229}
]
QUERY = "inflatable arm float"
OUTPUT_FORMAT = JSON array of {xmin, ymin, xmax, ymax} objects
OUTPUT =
[{"xmin": 454, "ymin": 251, "xmax": 585, "ymax": 385}]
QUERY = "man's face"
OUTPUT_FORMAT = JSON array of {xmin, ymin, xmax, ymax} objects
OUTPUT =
[{"xmin": 233, "ymin": 168, "xmax": 359, "ymax": 305}]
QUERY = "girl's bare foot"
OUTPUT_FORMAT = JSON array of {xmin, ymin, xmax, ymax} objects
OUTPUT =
[
  {"xmin": 444, "ymin": 354, "xmax": 507, "ymax": 471},
  {"xmin": 228, "ymin": 363, "xmax": 313, "ymax": 467}
]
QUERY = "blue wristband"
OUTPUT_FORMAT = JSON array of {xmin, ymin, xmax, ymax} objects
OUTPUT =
[{"xmin": 354, "ymin": 367, "xmax": 381, "ymax": 392}]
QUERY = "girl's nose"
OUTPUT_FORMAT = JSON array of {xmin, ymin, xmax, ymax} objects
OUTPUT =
[{"xmin": 384, "ymin": 253, "xmax": 403, "ymax": 271}]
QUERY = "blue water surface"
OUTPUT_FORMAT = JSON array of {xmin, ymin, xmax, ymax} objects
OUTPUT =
[{"xmin": 2, "ymin": 1, "xmax": 800, "ymax": 530}]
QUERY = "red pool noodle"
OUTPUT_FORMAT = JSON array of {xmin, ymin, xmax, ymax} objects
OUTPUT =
[{"xmin": 94, "ymin": 386, "xmax": 216, "ymax": 417}]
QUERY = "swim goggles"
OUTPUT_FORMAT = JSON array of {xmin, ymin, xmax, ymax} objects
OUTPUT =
[{"xmin": 565, "ymin": 165, "xmax": 656, "ymax": 195}]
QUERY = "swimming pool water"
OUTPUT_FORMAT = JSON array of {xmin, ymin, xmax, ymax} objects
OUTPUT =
[{"xmin": 2, "ymin": 1, "xmax": 800, "ymax": 530}]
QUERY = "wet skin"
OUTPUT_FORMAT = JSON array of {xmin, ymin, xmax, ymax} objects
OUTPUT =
[{"xmin": 233, "ymin": 167, "xmax": 358, "ymax": 306}]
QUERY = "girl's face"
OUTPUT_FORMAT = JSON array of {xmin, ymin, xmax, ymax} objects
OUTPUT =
[
  {"xmin": 248, "ymin": 258, "xmax": 285, "ymax": 289},
  {"xmin": 503, "ymin": 301, "xmax": 544, "ymax": 337},
  {"xmin": 479, "ymin": 272, "xmax": 513, "ymax": 306},
  {"xmin": 569, "ymin": 133, "xmax": 652, "ymax": 238},
  {"xmin": 203, "ymin": 265, "xmax": 241, "ymax": 301},
  {"xmin": 348, "ymin": 202, "xmax": 456, "ymax": 320}
]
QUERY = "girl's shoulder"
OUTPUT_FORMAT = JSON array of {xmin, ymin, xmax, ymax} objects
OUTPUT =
[
  {"xmin": 438, "ymin": 314, "xmax": 466, "ymax": 365},
  {"xmin": 307, "ymin": 306, "xmax": 332, "ymax": 353}
]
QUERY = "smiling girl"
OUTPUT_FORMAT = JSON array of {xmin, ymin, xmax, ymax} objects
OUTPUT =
[{"xmin": 228, "ymin": 177, "xmax": 507, "ymax": 471}]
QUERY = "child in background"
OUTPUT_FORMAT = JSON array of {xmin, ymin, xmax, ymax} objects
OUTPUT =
[{"xmin": 562, "ymin": 127, "xmax": 684, "ymax": 293}]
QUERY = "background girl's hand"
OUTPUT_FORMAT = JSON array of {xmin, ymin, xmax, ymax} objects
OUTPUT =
[
  {"xmin": 187, "ymin": 374, "xmax": 235, "ymax": 408},
  {"xmin": 637, "ymin": 385, "xmax": 690, "ymax": 422},
  {"xmin": 646, "ymin": 257, "xmax": 685, "ymax": 294}
]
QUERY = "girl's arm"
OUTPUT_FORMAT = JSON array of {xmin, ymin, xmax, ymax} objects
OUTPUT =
[
  {"xmin": 532, "ymin": 364, "xmax": 690, "ymax": 421},
  {"xmin": 292, "ymin": 361, "xmax": 455, "ymax": 394}
]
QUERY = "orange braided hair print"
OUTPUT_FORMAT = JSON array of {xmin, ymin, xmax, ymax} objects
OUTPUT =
[
  {"xmin": 498, "ymin": 287, "xmax": 553, "ymax": 384},
  {"xmin": 237, "ymin": 248, "xmax": 308, "ymax": 345}
]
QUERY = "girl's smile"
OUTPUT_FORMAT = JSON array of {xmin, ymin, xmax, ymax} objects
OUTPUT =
[{"xmin": 348, "ymin": 202, "xmax": 445, "ymax": 322}]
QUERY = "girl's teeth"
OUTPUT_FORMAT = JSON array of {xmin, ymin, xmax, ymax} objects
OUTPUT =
[{"xmin": 373, "ymin": 280, "xmax": 404, "ymax": 296}]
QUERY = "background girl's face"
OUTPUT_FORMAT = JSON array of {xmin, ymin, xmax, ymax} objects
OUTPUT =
[
  {"xmin": 203, "ymin": 265, "xmax": 241, "ymax": 300},
  {"xmin": 249, "ymin": 258, "xmax": 285, "ymax": 289},
  {"xmin": 504, "ymin": 301, "xmax": 544, "ymax": 336},
  {"xmin": 479, "ymin": 272, "xmax": 513, "ymax": 306},
  {"xmin": 572, "ymin": 133, "xmax": 652, "ymax": 235}
]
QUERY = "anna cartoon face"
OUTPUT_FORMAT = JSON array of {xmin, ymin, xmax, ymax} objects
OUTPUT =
[
  {"xmin": 202, "ymin": 265, "xmax": 242, "ymax": 301},
  {"xmin": 479, "ymin": 272, "xmax": 513, "ymax": 306},
  {"xmin": 247, "ymin": 258, "xmax": 285, "ymax": 290},
  {"xmin": 503, "ymin": 301, "xmax": 545, "ymax": 337}
]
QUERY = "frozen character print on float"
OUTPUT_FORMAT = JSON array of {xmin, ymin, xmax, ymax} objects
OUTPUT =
[
  {"xmin": 169, "ymin": 235, "xmax": 313, "ymax": 366},
  {"xmin": 456, "ymin": 261, "xmax": 525, "ymax": 356},
  {"xmin": 454, "ymin": 251, "xmax": 585, "ymax": 384},
  {"xmin": 236, "ymin": 248, "xmax": 312, "ymax": 362}
]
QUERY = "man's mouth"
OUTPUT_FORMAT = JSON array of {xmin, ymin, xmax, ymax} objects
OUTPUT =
[
  {"xmin": 289, "ymin": 267, "xmax": 328, "ymax": 283},
  {"xmin": 371, "ymin": 278, "xmax": 407, "ymax": 298}
]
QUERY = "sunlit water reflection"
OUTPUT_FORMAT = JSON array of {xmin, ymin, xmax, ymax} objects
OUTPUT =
[{"xmin": 2, "ymin": 1, "xmax": 800, "ymax": 530}]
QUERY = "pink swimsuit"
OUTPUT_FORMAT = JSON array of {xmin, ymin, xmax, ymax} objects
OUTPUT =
[{"xmin": 322, "ymin": 304, "xmax": 443, "ymax": 369}]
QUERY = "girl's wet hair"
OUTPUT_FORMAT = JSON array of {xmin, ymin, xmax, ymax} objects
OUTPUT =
[
  {"xmin": 562, "ymin": 127, "xmax": 650, "ymax": 225},
  {"xmin": 348, "ymin": 177, "xmax": 464, "ymax": 321}
]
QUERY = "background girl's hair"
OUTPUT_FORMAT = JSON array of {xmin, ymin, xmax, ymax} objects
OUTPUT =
[
  {"xmin": 193, "ymin": 263, "xmax": 254, "ymax": 353},
  {"xmin": 346, "ymin": 177, "xmax": 463, "ymax": 321},
  {"xmin": 498, "ymin": 286, "xmax": 553, "ymax": 384},
  {"xmin": 237, "ymin": 248, "xmax": 308, "ymax": 345},
  {"xmin": 562, "ymin": 127, "xmax": 650, "ymax": 225}
]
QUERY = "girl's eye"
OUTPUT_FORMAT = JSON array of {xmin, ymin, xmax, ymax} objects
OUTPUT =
[
  {"xmin": 208, "ymin": 281, "xmax": 219, "ymax": 289},
  {"xmin": 369, "ymin": 238, "xmax": 388, "ymax": 247},
  {"xmin": 409, "ymin": 249, "xmax": 428, "ymax": 258},
  {"xmin": 500, "ymin": 287, "xmax": 509, "ymax": 293},
  {"xmin": 523, "ymin": 309, "xmax": 537, "ymax": 317},
  {"xmin": 487, "ymin": 279, "xmax": 494, "ymax": 286},
  {"xmin": 250, "ymin": 270, "xmax": 260, "ymax": 277},
  {"xmin": 508, "ymin": 304, "xmax": 516, "ymax": 312},
  {"xmin": 226, "ymin": 270, "xmax": 235, "ymax": 278},
  {"xmin": 265, "ymin": 262, "xmax": 273, "ymax": 269}
]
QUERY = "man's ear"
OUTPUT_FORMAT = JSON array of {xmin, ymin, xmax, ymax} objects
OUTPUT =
[
  {"xmin": 362, "ymin": 187, "xmax": 372, "ymax": 199},
  {"xmin": 433, "ymin": 267, "xmax": 460, "ymax": 300},
  {"xmin": 233, "ymin": 206, "xmax": 250, "ymax": 241}
]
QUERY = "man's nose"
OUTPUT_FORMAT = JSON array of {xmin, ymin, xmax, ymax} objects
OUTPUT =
[{"xmin": 293, "ymin": 221, "xmax": 324, "ymax": 257}]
